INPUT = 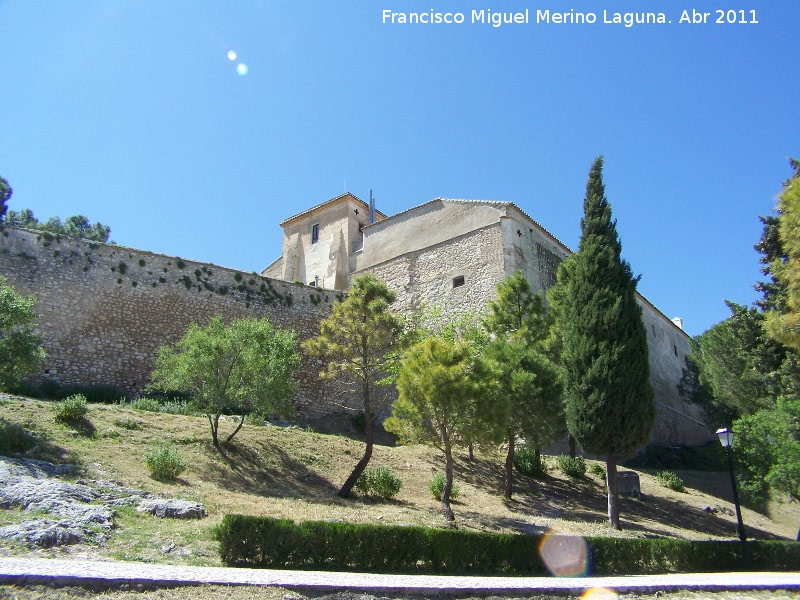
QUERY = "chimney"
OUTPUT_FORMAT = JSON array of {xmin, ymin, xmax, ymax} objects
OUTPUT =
[{"xmin": 369, "ymin": 189, "xmax": 376, "ymax": 224}]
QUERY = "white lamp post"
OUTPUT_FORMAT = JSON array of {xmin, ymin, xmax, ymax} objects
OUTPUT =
[{"xmin": 716, "ymin": 427, "xmax": 746, "ymax": 542}]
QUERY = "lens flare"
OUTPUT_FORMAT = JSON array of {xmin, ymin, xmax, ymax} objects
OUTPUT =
[
  {"xmin": 539, "ymin": 530, "xmax": 590, "ymax": 577},
  {"xmin": 227, "ymin": 49, "xmax": 237, "ymax": 61},
  {"xmin": 582, "ymin": 588, "xmax": 618, "ymax": 600},
  {"xmin": 236, "ymin": 63, "xmax": 248, "ymax": 76}
]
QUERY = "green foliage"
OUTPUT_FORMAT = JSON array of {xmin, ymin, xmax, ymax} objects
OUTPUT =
[
  {"xmin": 0, "ymin": 418, "xmax": 38, "ymax": 454},
  {"xmin": 0, "ymin": 276, "xmax": 45, "ymax": 391},
  {"xmin": 151, "ymin": 315, "xmax": 300, "ymax": 447},
  {"xmin": 388, "ymin": 337, "xmax": 501, "ymax": 519},
  {"xmin": 145, "ymin": 445, "xmax": 188, "ymax": 481},
  {"xmin": 588, "ymin": 462, "xmax": 607, "ymax": 480},
  {"xmin": 482, "ymin": 272, "xmax": 563, "ymax": 499},
  {"xmin": 655, "ymin": 471, "xmax": 686, "ymax": 492},
  {"xmin": 128, "ymin": 397, "xmax": 162, "ymax": 412},
  {"xmin": 54, "ymin": 394, "xmax": 88, "ymax": 423},
  {"xmin": 38, "ymin": 382, "xmax": 125, "ymax": 404},
  {"xmin": 4, "ymin": 208, "xmax": 111, "ymax": 242},
  {"xmin": 350, "ymin": 411, "xmax": 373, "ymax": 433},
  {"xmin": 113, "ymin": 417, "xmax": 142, "ymax": 430},
  {"xmin": 0, "ymin": 176, "xmax": 10, "ymax": 223},
  {"xmin": 734, "ymin": 399, "xmax": 800, "ymax": 502},
  {"xmin": 303, "ymin": 274, "xmax": 406, "ymax": 497},
  {"xmin": 683, "ymin": 302, "xmax": 787, "ymax": 425},
  {"xmin": 765, "ymin": 159, "xmax": 800, "ymax": 349},
  {"xmin": 428, "ymin": 472, "xmax": 460, "ymax": 500},
  {"xmin": 556, "ymin": 454, "xmax": 586, "ymax": 478},
  {"xmin": 354, "ymin": 466, "xmax": 403, "ymax": 499},
  {"xmin": 513, "ymin": 446, "xmax": 548, "ymax": 478},
  {"xmin": 216, "ymin": 515, "xmax": 800, "ymax": 574},
  {"xmin": 549, "ymin": 156, "xmax": 654, "ymax": 528}
]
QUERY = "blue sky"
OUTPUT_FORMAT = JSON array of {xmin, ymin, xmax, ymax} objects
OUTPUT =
[{"xmin": 1, "ymin": 1, "xmax": 797, "ymax": 337}]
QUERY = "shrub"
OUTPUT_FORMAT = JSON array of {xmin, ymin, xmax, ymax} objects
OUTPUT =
[
  {"xmin": 355, "ymin": 466, "xmax": 402, "ymax": 499},
  {"xmin": 159, "ymin": 398, "xmax": 193, "ymax": 415},
  {"xmin": 589, "ymin": 462, "xmax": 607, "ymax": 480},
  {"xmin": 54, "ymin": 394, "xmax": 88, "ymax": 423},
  {"xmin": 513, "ymin": 447, "xmax": 547, "ymax": 478},
  {"xmin": 146, "ymin": 445, "xmax": 187, "ymax": 481},
  {"xmin": 215, "ymin": 515, "xmax": 800, "ymax": 574},
  {"xmin": 556, "ymin": 454, "xmax": 586, "ymax": 479},
  {"xmin": 113, "ymin": 417, "xmax": 142, "ymax": 430},
  {"xmin": 429, "ymin": 472, "xmax": 460, "ymax": 501},
  {"xmin": 0, "ymin": 418, "xmax": 38, "ymax": 453},
  {"xmin": 656, "ymin": 470, "xmax": 686, "ymax": 492},
  {"xmin": 129, "ymin": 397, "xmax": 162, "ymax": 412}
]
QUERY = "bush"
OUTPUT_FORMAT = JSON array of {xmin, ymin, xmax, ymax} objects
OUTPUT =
[
  {"xmin": 38, "ymin": 381, "xmax": 126, "ymax": 403},
  {"xmin": 556, "ymin": 454, "xmax": 586, "ymax": 478},
  {"xmin": 656, "ymin": 470, "xmax": 686, "ymax": 492},
  {"xmin": 588, "ymin": 462, "xmax": 607, "ymax": 480},
  {"xmin": 429, "ymin": 472, "xmax": 459, "ymax": 501},
  {"xmin": 113, "ymin": 418, "xmax": 142, "ymax": 430},
  {"xmin": 128, "ymin": 397, "xmax": 162, "ymax": 412},
  {"xmin": 355, "ymin": 466, "xmax": 402, "ymax": 499},
  {"xmin": 513, "ymin": 447, "xmax": 547, "ymax": 478},
  {"xmin": 54, "ymin": 394, "xmax": 88, "ymax": 423},
  {"xmin": 146, "ymin": 445, "xmax": 187, "ymax": 481},
  {"xmin": 0, "ymin": 418, "xmax": 38, "ymax": 454},
  {"xmin": 159, "ymin": 398, "xmax": 193, "ymax": 415},
  {"xmin": 215, "ymin": 515, "xmax": 800, "ymax": 574}
]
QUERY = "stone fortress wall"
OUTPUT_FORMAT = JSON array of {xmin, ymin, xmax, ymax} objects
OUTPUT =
[
  {"xmin": 0, "ymin": 227, "xmax": 348, "ymax": 418},
  {"xmin": 352, "ymin": 200, "xmax": 711, "ymax": 447}
]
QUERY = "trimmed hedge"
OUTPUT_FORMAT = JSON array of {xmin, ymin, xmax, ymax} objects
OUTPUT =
[{"xmin": 216, "ymin": 515, "xmax": 800, "ymax": 575}]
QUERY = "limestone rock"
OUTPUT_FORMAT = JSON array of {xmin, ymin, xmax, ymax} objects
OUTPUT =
[{"xmin": 136, "ymin": 498, "xmax": 206, "ymax": 519}]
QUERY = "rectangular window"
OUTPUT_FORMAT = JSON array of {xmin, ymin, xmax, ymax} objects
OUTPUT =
[
  {"xmin": 311, "ymin": 223, "xmax": 319, "ymax": 244},
  {"xmin": 453, "ymin": 275, "xmax": 465, "ymax": 288}
]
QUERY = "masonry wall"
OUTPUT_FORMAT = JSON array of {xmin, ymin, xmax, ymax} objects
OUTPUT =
[
  {"xmin": 0, "ymin": 227, "xmax": 350, "ymax": 418},
  {"xmin": 354, "ymin": 203, "xmax": 713, "ymax": 447}
]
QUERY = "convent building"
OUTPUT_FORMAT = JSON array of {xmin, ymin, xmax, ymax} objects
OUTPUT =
[{"xmin": 262, "ymin": 192, "xmax": 712, "ymax": 448}]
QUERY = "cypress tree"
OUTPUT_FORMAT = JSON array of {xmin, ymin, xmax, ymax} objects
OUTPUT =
[{"xmin": 555, "ymin": 156, "xmax": 655, "ymax": 529}]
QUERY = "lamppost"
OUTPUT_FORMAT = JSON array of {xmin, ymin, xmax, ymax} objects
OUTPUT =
[{"xmin": 716, "ymin": 427, "xmax": 746, "ymax": 542}]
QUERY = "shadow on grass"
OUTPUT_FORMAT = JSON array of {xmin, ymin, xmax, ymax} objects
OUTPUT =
[
  {"xmin": 499, "ymin": 471, "xmax": 788, "ymax": 541},
  {"xmin": 199, "ymin": 439, "xmax": 339, "ymax": 500}
]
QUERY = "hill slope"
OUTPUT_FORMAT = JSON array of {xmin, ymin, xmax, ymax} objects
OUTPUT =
[{"xmin": 1, "ymin": 395, "xmax": 798, "ymax": 566}]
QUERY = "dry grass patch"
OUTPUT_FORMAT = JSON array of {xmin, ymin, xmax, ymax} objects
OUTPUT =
[{"xmin": 1, "ymin": 396, "xmax": 799, "ymax": 568}]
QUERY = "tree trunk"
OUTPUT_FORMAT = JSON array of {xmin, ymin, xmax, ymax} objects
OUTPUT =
[
  {"xmin": 209, "ymin": 414, "xmax": 220, "ymax": 447},
  {"xmin": 224, "ymin": 412, "xmax": 245, "ymax": 445},
  {"xmin": 606, "ymin": 455, "xmax": 620, "ymax": 530},
  {"xmin": 442, "ymin": 442, "xmax": 456, "ymax": 521},
  {"xmin": 468, "ymin": 442, "xmax": 474, "ymax": 461},
  {"xmin": 504, "ymin": 430, "xmax": 514, "ymax": 500},
  {"xmin": 568, "ymin": 434, "xmax": 576, "ymax": 459},
  {"xmin": 338, "ymin": 384, "xmax": 374, "ymax": 498}
]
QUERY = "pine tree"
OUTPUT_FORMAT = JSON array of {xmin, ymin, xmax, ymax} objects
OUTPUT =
[
  {"xmin": 483, "ymin": 272, "xmax": 563, "ymax": 499},
  {"xmin": 386, "ymin": 337, "xmax": 503, "ymax": 520},
  {"xmin": 765, "ymin": 160, "xmax": 800, "ymax": 349},
  {"xmin": 553, "ymin": 156, "xmax": 654, "ymax": 529},
  {"xmin": 303, "ymin": 274, "xmax": 406, "ymax": 498}
]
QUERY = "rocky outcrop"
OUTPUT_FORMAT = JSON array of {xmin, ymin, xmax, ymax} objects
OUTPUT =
[
  {"xmin": 0, "ymin": 456, "xmax": 206, "ymax": 549},
  {"xmin": 136, "ymin": 499, "xmax": 206, "ymax": 519}
]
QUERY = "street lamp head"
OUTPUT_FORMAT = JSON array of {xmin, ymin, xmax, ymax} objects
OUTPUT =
[{"xmin": 716, "ymin": 427, "xmax": 734, "ymax": 448}]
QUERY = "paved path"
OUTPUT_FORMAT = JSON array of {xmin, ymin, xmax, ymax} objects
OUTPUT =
[{"xmin": 1, "ymin": 558, "xmax": 800, "ymax": 595}]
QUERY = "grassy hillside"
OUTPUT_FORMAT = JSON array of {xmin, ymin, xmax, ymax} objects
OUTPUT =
[{"xmin": 1, "ymin": 394, "xmax": 798, "ymax": 567}]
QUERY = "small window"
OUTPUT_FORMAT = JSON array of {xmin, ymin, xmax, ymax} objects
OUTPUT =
[
  {"xmin": 453, "ymin": 276, "xmax": 465, "ymax": 288},
  {"xmin": 311, "ymin": 223, "xmax": 319, "ymax": 244},
  {"xmin": 651, "ymin": 324, "xmax": 656, "ymax": 336},
  {"xmin": 673, "ymin": 344, "xmax": 678, "ymax": 357}
]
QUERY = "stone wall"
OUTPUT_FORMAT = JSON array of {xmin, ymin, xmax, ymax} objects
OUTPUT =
[
  {"xmin": 0, "ymin": 227, "xmax": 350, "ymax": 418},
  {"xmin": 355, "ymin": 206, "xmax": 713, "ymax": 448}
]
